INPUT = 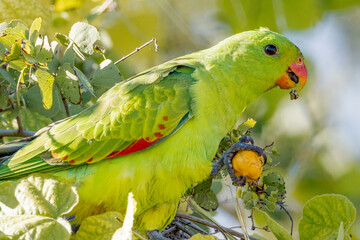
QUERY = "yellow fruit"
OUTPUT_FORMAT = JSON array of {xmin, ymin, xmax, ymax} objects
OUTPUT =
[{"xmin": 232, "ymin": 150, "xmax": 264, "ymax": 182}]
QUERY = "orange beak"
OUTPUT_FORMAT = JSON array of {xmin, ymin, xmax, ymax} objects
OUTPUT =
[{"xmin": 276, "ymin": 57, "xmax": 307, "ymax": 91}]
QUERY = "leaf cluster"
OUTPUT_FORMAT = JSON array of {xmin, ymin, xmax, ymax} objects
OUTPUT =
[{"xmin": 0, "ymin": 18, "xmax": 123, "ymax": 139}]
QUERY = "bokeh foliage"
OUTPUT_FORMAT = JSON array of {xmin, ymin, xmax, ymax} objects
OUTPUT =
[{"xmin": 1, "ymin": 0, "xmax": 360, "ymax": 239}]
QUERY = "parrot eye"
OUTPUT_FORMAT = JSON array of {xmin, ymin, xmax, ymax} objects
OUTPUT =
[{"xmin": 264, "ymin": 44, "xmax": 278, "ymax": 56}]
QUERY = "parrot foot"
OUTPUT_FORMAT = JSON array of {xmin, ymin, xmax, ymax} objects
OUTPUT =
[
  {"xmin": 147, "ymin": 230, "xmax": 171, "ymax": 240},
  {"xmin": 211, "ymin": 135, "xmax": 267, "ymax": 186}
]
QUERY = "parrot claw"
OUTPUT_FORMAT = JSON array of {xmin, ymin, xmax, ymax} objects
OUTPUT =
[
  {"xmin": 232, "ymin": 176, "xmax": 247, "ymax": 186},
  {"xmin": 211, "ymin": 135, "xmax": 267, "ymax": 186},
  {"xmin": 147, "ymin": 230, "xmax": 171, "ymax": 240}
]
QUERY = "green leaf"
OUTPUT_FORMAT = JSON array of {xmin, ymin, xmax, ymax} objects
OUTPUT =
[
  {"xmin": 91, "ymin": 59, "xmax": 123, "ymax": 97},
  {"xmin": 23, "ymin": 85, "xmax": 61, "ymax": 118},
  {"xmin": 8, "ymin": 59, "xmax": 27, "ymax": 71},
  {"xmin": 69, "ymin": 22, "xmax": 100, "ymax": 55},
  {"xmin": 0, "ymin": 83, "xmax": 8, "ymax": 110},
  {"xmin": 61, "ymin": 43, "xmax": 76, "ymax": 66},
  {"xmin": 299, "ymin": 194, "xmax": 356, "ymax": 240},
  {"xmin": 3, "ymin": 20, "xmax": 28, "ymax": 39},
  {"xmin": 0, "ymin": 174, "xmax": 78, "ymax": 217},
  {"xmin": 0, "ymin": 67, "xmax": 16, "ymax": 86},
  {"xmin": 3, "ymin": 40, "xmax": 21, "ymax": 61},
  {"xmin": 35, "ymin": 68, "xmax": 55, "ymax": 109},
  {"xmin": 29, "ymin": 17, "xmax": 42, "ymax": 45},
  {"xmin": 0, "ymin": 215, "xmax": 71, "ymax": 240},
  {"xmin": 21, "ymin": 38, "xmax": 36, "ymax": 56},
  {"xmin": 56, "ymin": 63, "xmax": 81, "ymax": 104},
  {"xmin": 75, "ymin": 211, "xmax": 124, "ymax": 240},
  {"xmin": 20, "ymin": 109, "xmax": 52, "ymax": 132},
  {"xmin": 47, "ymin": 41, "xmax": 60, "ymax": 74},
  {"xmin": 35, "ymin": 35, "xmax": 53, "ymax": 63},
  {"xmin": 271, "ymin": 146, "xmax": 280, "ymax": 156},
  {"xmin": 74, "ymin": 66, "xmax": 95, "ymax": 97},
  {"xmin": 55, "ymin": 33, "xmax": 70, "ymax": 47},
  {"xmin": 194, "ymin": 190, "xmax": 218, "ymax": 211},
  {"xmin": 254, "ymin": 208, "xmax": 293, "ymax": 240}
]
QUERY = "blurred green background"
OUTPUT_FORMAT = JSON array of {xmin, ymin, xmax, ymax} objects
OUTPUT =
[{"xmin": 1, "ymin": 0, "xmax": 360, "ymax": 239}]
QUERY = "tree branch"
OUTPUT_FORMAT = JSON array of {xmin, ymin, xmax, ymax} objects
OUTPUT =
[
  {"xmin": 175, "ymin": 213, "xmax": 261, "ymax": 240},
  {"xmin": 0, "ymin": 129, "xmax": 35, "ymax": 138}
]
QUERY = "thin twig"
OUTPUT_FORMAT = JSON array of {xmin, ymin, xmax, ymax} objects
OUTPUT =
[
  {"xmin": 263, "ymin": 142, "xmax": 274, "ymax": 151},
  {"xmin": 235, "ymin": 188, "xmax": 250, "ymax": 240},
  {"xmin": 0, "ymin": 129, "xmax": 35, "ymax": 138},
  {"xmin": 0, "ymin": 106, "xmax": 12, "ymax": 113},
  {"xmin": 114, "ymin": 38, "xmax": 159, "ymax": 65},
  {"xmin": 277, "ymin": 202, "xmax": 293, "ymax": 235},
  {"xmin": 176, "ymin": 213, "xmax": 260, "ymax": 240}
]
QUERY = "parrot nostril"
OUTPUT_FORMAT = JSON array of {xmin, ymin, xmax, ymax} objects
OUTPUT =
[{"xmin": 296, "ymin": 57, "xmax": 303, "ymax": 65}]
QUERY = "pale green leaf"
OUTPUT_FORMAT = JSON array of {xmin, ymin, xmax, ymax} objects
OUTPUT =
[
  {"xmin": 189, "ymin": 234, "xmax": 219, "ymax": 240},
  {"xmin": 3, "ymin": 40, "xmax": 21, "ymax": 61},
  {"xmin": 91, "ymin": 59, "xmax": 123, "ymax": 97},
  {"xmin": 8, "ymin": 59, "xmax": 27, "ymax": 71},
  {"xmin": 0, "ymin": 215, "xmax": 71, "ymax": 240},
  {"xmin": 112, "ymin": 192, "xmax": 137, "ymax": 240},
  {"xmin": 35, "ymin": 68, "xmax": 55, "ymax": 109},
  {"xmin": 56, "ymin": 63, "xmax": 81, "ymax": 104},
  {"xmin": 29, "ymin": 17, "xmax": 42, "ymax": 45},
  {"xmin": 75, "ymin": 211, "xmax": 124, "ymax": 240},
  {"xmin": 3, "ymin": 20, "xmax": 28, "ymax": 39},
  {"xmin": 242, "ymin": 118, "xmax": 257, "ymax": 128},
  {"xmin": 0, "ymin": 174, "xmax": 78, "ymax": 218},
  {"xmin": 0, "ymin": 22, "xmax": 9, "ymax": 34},
  {"xmin": 299, "ymin": 194, "xmax": 356, "ymax": 240},
  {"xmin": 0, "ymin": 33, "xmax": 22, "ymax": 61},
  {"xmin": 69, "ymin": 22, "xmax": 100, "ymax": 55},
  {"xmin": 254, "ymin": 207, "xmax": 293, "ymax": 240},
  {"xmin": 337, "ymin": 222, "xmax": 345, "ymax": 240},
  {"xmin": 74, "ymin": 66, "xmax": 95, "ymax": 97},
  {"xmin": 16, "ymin": 66, "xmax": 27, "ymax": 106}
]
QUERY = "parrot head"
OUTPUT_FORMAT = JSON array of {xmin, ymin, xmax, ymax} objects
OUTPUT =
[{"xmin": 216, "ymin": 28, "xmax": 308, "ymax": 96}]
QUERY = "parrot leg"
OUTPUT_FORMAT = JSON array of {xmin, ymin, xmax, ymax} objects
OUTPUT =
[
  {"xmin": 211, "ymin": 136, "xmax": 267, "ymax": 186},
  {"xmin": 147, "ymin": 230, "xmax": 171, "ymax": 240}
]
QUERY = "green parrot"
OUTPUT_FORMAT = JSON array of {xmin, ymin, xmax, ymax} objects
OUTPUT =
[{"xmin": 0, "ymin": 28, "xmax": 307, "ymax": 237}]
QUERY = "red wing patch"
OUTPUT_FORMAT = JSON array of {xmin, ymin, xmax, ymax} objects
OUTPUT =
[{"xmin": 106, "ymin": 138, "xmax": 160, "ymax": 158}]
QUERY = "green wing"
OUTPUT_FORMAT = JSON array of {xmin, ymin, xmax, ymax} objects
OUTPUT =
[{"xmin": 0, "ymin": 61, "xmax": 198, "ymax": 179}]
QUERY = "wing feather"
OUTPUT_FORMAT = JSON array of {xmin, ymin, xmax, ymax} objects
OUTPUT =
[{"xmin": 4, "ymin": 62, "xmax": 197, "ymax": 176}]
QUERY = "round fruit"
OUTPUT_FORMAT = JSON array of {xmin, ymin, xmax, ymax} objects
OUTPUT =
[{"xmin": 232, "ymin": 150, "xmax": 264, "ymax": 182}]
